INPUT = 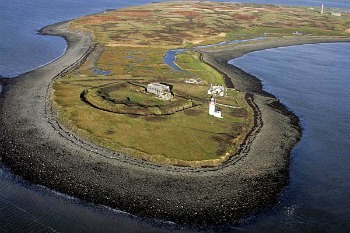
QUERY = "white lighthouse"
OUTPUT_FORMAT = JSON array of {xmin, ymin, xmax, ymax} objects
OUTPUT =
[
  {"xmin": 209, "ymin": 97, "xmax": 216, "ymax": 115},
  {"xmin": 209, "ymin": 97, "xmax": 223, "ymax": 118}
]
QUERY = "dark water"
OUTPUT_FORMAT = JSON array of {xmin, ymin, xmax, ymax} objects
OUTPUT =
[
  {"xmin": 164, "ymin": 49, "xmax": 187, "ymax": 72},
  {"xmin": 1, "ymin": 0, "xmax": 350, "ymax": 232},
  {"xmin": 0, "ymin": 0, "xmax": 157, "ymax": 78},
  {"xmin": 229, "ymin": 43, "xmax": 350, "ymax": 232},
  {"xmin": 0, "ymin": 0, "xmax": 348, "ymax": 78}
]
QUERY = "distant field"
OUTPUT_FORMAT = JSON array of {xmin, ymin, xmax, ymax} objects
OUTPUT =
[
  {"xmin": 70, "ymin": 1, "xmax": 350, "ymax": 46},
  {"xmin": 52, "ymin": 1, "xmax": 349, "ymax": 166}
]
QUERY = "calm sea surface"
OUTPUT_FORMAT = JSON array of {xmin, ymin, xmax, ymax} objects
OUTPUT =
[
  {"xmin": 0, "ymin": 0, "xmax": 350, "ymax": 232},
  {"xmin": 229, "ymin": 43, "xmax": 350, "ymax": 232}
]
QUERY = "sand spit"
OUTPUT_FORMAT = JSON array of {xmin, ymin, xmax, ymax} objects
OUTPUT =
[{"xmin": 1, "ymin": 21, "xmax": 349, "ymax": 225}]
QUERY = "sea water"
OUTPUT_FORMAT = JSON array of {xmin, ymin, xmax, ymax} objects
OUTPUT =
[
  {"xmin": 1, "ymin": 0, "xmax": 350, "ymax": 232},
  {"xmin": 0, "ymin": 0, "xmax": 348, "ymax": 78},
  {"xmin": 229, "ymin": 43, "xmax": 350, "ymax": 232}
]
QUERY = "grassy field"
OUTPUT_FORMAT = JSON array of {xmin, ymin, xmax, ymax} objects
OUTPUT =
[
  {"xmin": 52, "ymin": 1, "xmax": 349, "ymax": 166},
  {"xmin": 53, "ymin": 77, "xmax": 253, "ymax": 166},
  {"xmin": 176, "ymin": 51, "xmax": 225, "ymax": 85},
  {"xmin": 70, "ymin": 2, "xmax": 350, "ymax": 46},
  {"xmin": 83, "ymin": 82, "xmax": 195, "ymax": 115}
]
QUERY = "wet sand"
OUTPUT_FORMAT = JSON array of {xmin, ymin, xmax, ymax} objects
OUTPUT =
[{"xmin": 1, "ymin": 21, "xmax": 349, "ymax": 225}]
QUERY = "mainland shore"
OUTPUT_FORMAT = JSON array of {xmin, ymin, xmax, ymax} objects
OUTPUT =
[{"xmin": 0, "ymin": 21, "xmax": 349, "ymax": 225}]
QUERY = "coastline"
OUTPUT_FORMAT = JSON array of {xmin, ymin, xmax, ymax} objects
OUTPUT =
[
  {"xmin": 1, "ymin": 20, "xmax": 349, "ymax": 225},
  {"xmin": 198, "ymin": 36, "xmax": 350, "ymax": 96}
]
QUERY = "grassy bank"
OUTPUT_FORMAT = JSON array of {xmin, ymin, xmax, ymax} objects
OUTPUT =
[{"xmin": 52, "ymin": 1, "xmax": 349, "ymax": 166}]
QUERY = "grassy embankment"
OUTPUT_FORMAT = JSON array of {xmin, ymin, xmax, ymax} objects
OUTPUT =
[{"xmin": 51, "ymin": 1, "xmax": 350, "ymax": 166}]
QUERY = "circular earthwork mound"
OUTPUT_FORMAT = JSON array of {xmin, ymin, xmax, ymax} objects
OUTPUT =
[{"xmin": 82, "ymin": 82, "xmax": 195, "ymax": 115}]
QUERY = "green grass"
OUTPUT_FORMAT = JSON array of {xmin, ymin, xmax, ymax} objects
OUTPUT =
[
  {"xmin": 108, "ymin": 88, "xmax": 166, "ymax": 106},
  {"xmin": 53, "ymin": 80, "xmax": 252, "ymax": 163},
  {"xmin": 52, "ymin": 1, "xmax": 350, "ymax": 166},
  {"xmin": 83, "ymin": 82, "xmax": 195, "ymax": 115},
  {"xmin": 176, "ymin": 51, "xmax": 225, "ymax": 85}
]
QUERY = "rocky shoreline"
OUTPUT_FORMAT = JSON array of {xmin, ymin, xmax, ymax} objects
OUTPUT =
[{"xmin": 1, "ymin": 21, "xmax": 349, "ymax": 225}]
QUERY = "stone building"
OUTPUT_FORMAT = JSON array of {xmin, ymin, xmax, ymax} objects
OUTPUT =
[
  {"xmin": 147, "ymin": 83, "xmax": 173, "ymax": 100},
  {"xmin": 207, "ymin": 84, "xmax": 225, "ymax": 97}
]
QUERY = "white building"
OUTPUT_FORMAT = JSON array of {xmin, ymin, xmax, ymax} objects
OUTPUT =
[
  {"xmin": 213, "ymin": 110, "xmax": 222, "ymax": 118},
  {"xmin": 331, "ymin": 12, "xmax": 342, "ymax": 17},
  {"xmin": 207, "ymin": 84, "xmax": 225, "ymax": 97},
  {"xmin": 147, "ymin": 83, "xmax": 173, "ymax": 100},
  {"xmin": 185, "ymin": 78, "xmax": 202, "ymax": 84},
  {"xmin": 208, "ymin": 97, "xmax": 222, "ymax": 118}
]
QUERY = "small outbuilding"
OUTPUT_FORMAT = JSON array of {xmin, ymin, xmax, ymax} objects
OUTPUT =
[
  {"xmin": 185, "ymin": 78, "xmax": 202, "ymax": 84},
  {"xmin": 331, "ymin": 12, "xmax": 342, "ymax": 17}
]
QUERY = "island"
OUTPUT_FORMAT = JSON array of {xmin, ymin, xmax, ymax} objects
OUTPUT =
[{"xmin": 0, "ymin": 1, "xmax": 349, "ymax": 225}]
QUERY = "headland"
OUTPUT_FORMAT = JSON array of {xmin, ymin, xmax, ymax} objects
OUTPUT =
[{"xmin": 1, "ymin": 2, "xmax": 350, "ymax": 225}]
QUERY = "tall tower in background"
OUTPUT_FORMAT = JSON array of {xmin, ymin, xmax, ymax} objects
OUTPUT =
[{"xmin": 321, "ymin": 3, "xmax": 324, "ymax": 14}]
